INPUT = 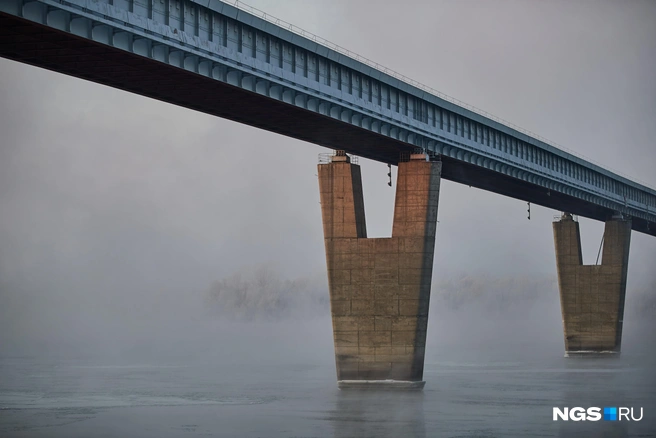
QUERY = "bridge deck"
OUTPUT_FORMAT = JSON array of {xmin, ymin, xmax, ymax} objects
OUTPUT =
[{"xmin": 1, "ymin": 0, "xmax": 655, "ymax": 236}]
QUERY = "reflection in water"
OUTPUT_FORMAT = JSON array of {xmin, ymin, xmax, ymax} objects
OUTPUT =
[
  {"xmin": 558, "ymin": 384, "xmax": 629, "ymax": 437},
  {"xmin": 557, "ymin": 359, "xmax": 646, "ymax": 438},
  {"xmin": 329, "ymin": 390, "xmax": 426, "ymax": 438}
]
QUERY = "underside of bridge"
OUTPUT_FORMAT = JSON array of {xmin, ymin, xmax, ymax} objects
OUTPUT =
[{"xmin": 2, "ymin": 12, "xmax": 655, "ymax": 237}]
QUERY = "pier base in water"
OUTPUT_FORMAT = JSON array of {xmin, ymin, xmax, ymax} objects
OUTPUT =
[{"xmin": 338, "ymin": 380, "xmax": 426, "ymax": 390}]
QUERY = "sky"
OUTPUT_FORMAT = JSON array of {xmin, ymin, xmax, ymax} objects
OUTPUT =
[{"xmin": 0, "ymin": 0, "xmax": 655, "ymax": 355}]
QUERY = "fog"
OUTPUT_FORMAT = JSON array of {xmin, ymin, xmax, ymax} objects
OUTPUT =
[{"xmin": 1, "ymin": 0, "xmax": 655, "ymax": 375}]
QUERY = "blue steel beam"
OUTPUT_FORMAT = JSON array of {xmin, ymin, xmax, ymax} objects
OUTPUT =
[{"xmin": 1, "ymin": 0, "xmax": 655, "ymax": 235}]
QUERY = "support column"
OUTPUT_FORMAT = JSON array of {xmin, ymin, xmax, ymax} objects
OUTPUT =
[
  {"xmin": 318, "ymin": 151, "xmax": 441, "ymax": 388},
  {"xmin": 553, "ymin": 213, "xmax": 631, "ymax": 357}
]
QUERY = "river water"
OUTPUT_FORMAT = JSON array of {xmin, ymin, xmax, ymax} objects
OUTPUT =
[{"xmin": 1, "ymin": 348, "xmax": 654, "ymax": 438}]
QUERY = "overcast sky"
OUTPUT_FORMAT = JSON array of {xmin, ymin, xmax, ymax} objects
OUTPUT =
[{"xmin": 1, "ymin": 1, "xmax": 655, "ymax": 352}]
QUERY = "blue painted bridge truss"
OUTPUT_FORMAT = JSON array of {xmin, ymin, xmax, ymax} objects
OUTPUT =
[{"xmin": 1, "ymin": 0, "xmax": 655, "ymax": 235}]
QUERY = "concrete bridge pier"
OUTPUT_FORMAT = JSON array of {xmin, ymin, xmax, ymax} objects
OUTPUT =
[
  {"xmin": 553, "ymin": 213, "xmax": 631, "ymax": 357},
  {"xmin": 318, "ymin": 151, "xmax": 440, "ymax": 389}
]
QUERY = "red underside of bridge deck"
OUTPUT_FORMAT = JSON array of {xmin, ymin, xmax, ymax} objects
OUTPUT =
[{"xmin": 1, "ymin": 13, "xmax": 654, "ymax": 237}]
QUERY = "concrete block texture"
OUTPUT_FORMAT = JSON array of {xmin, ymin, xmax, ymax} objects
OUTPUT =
[
  {"xmin": 553, "ymin": 214, "xmax": 631, "ymax": 355},
  {"xmin": 318, "ymin": 156, "xmax": 441, "ymax": 382}
]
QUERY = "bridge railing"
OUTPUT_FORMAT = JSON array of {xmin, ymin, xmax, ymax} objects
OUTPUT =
[{"xmin": 226, "ymin": 0, "xmax": 651, "ymax": 188}]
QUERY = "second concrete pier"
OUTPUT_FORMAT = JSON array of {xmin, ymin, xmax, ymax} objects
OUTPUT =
[{"xmin": 553, "ymin": 213, "xmax": 631, "ymax": 357}]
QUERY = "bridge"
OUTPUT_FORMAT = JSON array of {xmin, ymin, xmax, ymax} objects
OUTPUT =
[{"xmin": 1, "ymin": 0, "xmax": 654, "ymax": 387}]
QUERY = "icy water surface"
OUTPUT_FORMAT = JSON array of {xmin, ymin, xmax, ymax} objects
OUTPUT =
[{"xmin": 1, "ymin": 353, "xmax": 655, "ymax": 437}]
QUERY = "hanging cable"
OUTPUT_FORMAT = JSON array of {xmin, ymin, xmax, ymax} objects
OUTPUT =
[{"xmin": 595, "ymin": 234, "xmax": 605, "ymax": 265}]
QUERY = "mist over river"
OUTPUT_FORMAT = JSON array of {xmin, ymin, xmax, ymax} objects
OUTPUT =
[
  {"xmin": 2, "ymin": 1, "xmax": 656, "ymax": 435},
  {"xmin": 1, "ymin": 272, "xmax": 655, "ymax": 438}
]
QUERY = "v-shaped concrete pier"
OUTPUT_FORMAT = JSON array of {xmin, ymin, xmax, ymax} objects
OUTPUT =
[
  {"xmin": 318, "ymin": 151, "xmax": 441, "ymax": 388},
  {"xmin": 553, "ymin": 213, "xmax": 631, "ymax": 357}
]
